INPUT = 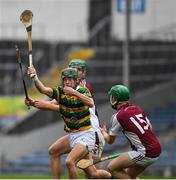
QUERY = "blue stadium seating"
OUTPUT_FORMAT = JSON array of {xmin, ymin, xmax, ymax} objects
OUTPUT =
[
  {"xmin": 147, "ymin": 103, "xmax": 176, "ymax": 132},
  {"xmin": 5, "ymin": 149, "xmax": 68, "ymax": 175}
]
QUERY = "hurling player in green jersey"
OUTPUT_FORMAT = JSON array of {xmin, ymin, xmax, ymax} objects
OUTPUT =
[{"xmin": 25, "ymin": 66, "xmax": 111, "ymax": 179}]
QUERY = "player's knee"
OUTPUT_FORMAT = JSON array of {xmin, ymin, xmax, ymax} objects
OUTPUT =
[
  {"xmin": 65, "ymin": 158, "xmax": 74, "ymax": 168},
  {"xmin": 48, "ymin": 146, "xmax": 58, "ymax": 157}
]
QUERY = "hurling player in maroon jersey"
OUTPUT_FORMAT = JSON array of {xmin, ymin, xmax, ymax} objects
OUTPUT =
[
  {"xmin": 68, "ymin": 59, "xmax": 95, "ymax": 106},
  {"xmin": 100, "ymin": 85, "xmax": 161, "ymax": 179}
]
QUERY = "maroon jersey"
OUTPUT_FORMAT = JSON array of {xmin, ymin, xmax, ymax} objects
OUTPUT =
[
  {"xmin": 109, "ymin": 103, "xmax": 161, "ymax": 158},
  {"xmin": 80, "ymin": 79, "xmax": 100, "ymax": 124},
  {"xmin": 85, "ymin": 81, "xmax": 94, "ymax": 97}
]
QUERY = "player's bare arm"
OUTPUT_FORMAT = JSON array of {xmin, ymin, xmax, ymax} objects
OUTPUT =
[
  {"xmin": 25, "ymin": 98, "xmax": 59, "ymax": 111},
  {"xmin": 34, "ymin": 100, "xmax": 60, "ymax": 111},
  {"xmin": 28, "ymin": 66, "xmax": 53, "ymax": 97},
  {"xmin": 63, "ymin": 86, "xmax": 94, "ymax": 107}
]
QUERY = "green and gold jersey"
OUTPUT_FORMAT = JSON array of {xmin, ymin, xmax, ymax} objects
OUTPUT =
[{"xmin": 51, "ymin": 85, "xmax": 92, "ymax": 132}]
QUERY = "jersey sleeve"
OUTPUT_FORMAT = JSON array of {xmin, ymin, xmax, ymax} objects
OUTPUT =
[
  {"xmin": 51, "ymin": 87, "xmax": 58, "ymax": 100},
  {"xmin": 84, "ymin": 88, "xmax": 92, "ymax": 98},
  {"xmin": 78, "ymin": 86, "xmax": 92, "ymax": 98},
  {"xmin": 109, "ymin": 114, "xmax": 122, "ymax": 136}
]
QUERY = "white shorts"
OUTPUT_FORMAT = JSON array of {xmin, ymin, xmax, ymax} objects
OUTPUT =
[
  {"xmin": 128, "ymin": 150, "xmax": 159, "ymax": 167},
  {"xmin": 92, "ymin": 130, "xmax": 105, "ymax": 158},
  {"xmin": 69, "ymin": 128, "xmax": 95, "ymax": 152}
]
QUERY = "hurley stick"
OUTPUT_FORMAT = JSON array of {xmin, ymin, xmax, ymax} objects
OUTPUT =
[
  {"xmin": 77, "ymin": 152, "xmax": 123, "ymax": 169},
  {"xmin": 15, "ymin": 45, "xmax": 30, "ymax": 109},
  {"xmin": 20, "ymin": 10, "xmax": 35, "ymax": 77}
]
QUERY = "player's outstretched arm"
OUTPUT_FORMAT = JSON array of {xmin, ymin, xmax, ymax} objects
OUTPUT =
[
  {"xmin": 28, "ymin": 66, "xmax": 53, "ymax": 97},
  {"xmin": 25, "ymin": 98, "xmax": 59, "ymax": 111},
  {"xmin": 34, "ymin": 99, "xmax": 59, "ymax": 112}
]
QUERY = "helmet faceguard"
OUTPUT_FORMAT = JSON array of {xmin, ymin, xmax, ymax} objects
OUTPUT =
[
  {"xmin": 108, "ymin": 85, "xmax": 130, "ymax": 109},
  {"xmin": 69, "ymin": 59, "xmax": 86, "ymax": 70}
]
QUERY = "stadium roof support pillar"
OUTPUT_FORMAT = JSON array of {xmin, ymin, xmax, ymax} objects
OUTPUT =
[{"xmin": 123, "ymin": 0, "xmax": 131, "ymax": 88}]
